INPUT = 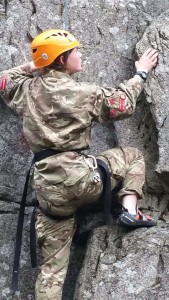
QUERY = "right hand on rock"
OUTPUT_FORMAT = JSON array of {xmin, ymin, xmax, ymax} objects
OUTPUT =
[{"xmin": 135, "ymin": 48, "xmax": 158, "ymax": 73}]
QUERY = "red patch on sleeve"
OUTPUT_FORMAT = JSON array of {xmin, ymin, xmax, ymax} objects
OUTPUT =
[
  {"xmin": 109, "ymin": 98, "xmax": 115, "ymax": 105},
  {"xmin": 119, "ymin": 97, "xmax": 126, "ymax": 112},
  {"xmin": 0, "ymin": 78, "xmax": 7, "ymax": 90},
  {"xmin": 110, "ymin": 109, "xmax": 118, "ymax": 117}
]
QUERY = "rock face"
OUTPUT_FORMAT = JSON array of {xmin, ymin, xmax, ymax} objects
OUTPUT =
[
  {"xmin": 136, "ymin": 11, "xmax": 169, "ymax": 185},
  {"xmin": 74, "ymin": 225, "xmax": 169, "ymax": 300},
  {"xmin": 1, "ymin": 0, "xmax": 169, "ymax": 299}
]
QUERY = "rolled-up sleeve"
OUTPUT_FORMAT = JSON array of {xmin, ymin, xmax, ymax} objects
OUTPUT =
[{"xmin": 91, "ymin": 75, "xmax": 144, "ymax": 123}]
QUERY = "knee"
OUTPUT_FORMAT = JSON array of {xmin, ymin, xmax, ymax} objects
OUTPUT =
[
  {"xmin": 123, "ymin": 147, "xmax": 145, "ymax": 168},
  {"xmin": 125, "ymin": 147, "xmax": 143, "ymax": 158}
]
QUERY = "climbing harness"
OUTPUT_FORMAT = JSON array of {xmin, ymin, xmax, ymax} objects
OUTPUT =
[{"xmin": 11, "ymin": 148, "xmax": 112, "ymax": 293}]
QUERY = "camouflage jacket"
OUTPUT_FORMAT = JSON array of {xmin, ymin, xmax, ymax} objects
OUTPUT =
[
  {"xmin": 0, "ymin": 66, "xmax": 144, "ymax": 153},
  {"xmin": 0, "ymin": 66, "xmax": 145, "ymax": 214}
]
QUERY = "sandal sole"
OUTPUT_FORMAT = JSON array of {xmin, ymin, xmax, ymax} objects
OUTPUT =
[{"xmin": 119, "ymin": 216, "xmax": 157, "ymax": 227}]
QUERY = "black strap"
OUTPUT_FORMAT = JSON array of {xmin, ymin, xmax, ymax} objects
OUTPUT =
[
  {"xmin": 96, "ymin": 159, "xmax": 112, "ymax": 216},
  {"xmin": 34, "ymin": 148, "xmax": 84, "ymax": 163},
  {"xmin": 11, "ymin": 166, "xmax": 32, "ymax": 293},
  {"xmin": 34, "ymin": 148, "xmax": 61, "ymax": 163},
  {"xmin": 30, "ymin": 206, "xmax": 37, "ymax": 268}
]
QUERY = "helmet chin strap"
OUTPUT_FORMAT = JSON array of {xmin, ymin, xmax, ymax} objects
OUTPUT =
[{"xmin": 65, "ymin": 0, "xmax": 69, "ymax": 30}]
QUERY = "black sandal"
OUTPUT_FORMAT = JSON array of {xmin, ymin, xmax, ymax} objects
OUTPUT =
[{"xmin": 119, "ymin": 208, "xmax": 157, "ymax": 227}]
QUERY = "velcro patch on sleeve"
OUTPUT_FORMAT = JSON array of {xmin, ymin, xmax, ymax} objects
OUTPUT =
[
  {"xmin": 109, "ymin": 98, "xmax": 115, "ymax": 105},
  {"xmin": 119, "ymin": 95, "xmax": 126, "ymax": 112},
  {"xmin": 0, "ymin": 78, "xmax": 7, "ymax": 90}
]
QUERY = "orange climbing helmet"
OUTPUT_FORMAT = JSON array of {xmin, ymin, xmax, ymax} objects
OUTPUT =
[{"xmin": 31, "ymin": 29, "xmax": 79, "ymax": 68}]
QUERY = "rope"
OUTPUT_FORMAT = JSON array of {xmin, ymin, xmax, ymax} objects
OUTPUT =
[{"xmin": 64, "ymin": 0, "xmax": 69, "ymax": 30}]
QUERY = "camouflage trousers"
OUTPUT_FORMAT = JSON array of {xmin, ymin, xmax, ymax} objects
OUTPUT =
[{"xmin": 35, "ymin": 147, "xmax": 145, "ymax": 300}]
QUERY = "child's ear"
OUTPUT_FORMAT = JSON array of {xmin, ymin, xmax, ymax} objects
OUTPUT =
[{"xmin": 60, "ymin": 55, "xmax": 65, "ymax": 65}]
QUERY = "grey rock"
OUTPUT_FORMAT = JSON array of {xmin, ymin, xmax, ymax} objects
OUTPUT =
[
  {"xmin": 74, "ymin": 224, "xmax": 169, "ymax": 300},
  {"xmin": 0, "ymin": 207, "xmax": 37, "ymax": 300},
  {"xmin": 136, "ymin": 10, "xmax": 169, "ymax": 187}
]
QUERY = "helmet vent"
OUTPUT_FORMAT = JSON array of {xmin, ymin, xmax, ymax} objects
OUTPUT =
[
  {"xmin": 57, "ymin": 32, "xmax": 68, "ymax": 37},
  {"xmin": 45, "ymin": 34, "xmax": 58, "ymax": 39},
  {"xmin": 45, "ymin": 32, "xmax": 68, "ymax": 39},
  {"xmin": 32, "ymin": 48, "xmax": 37, "ymax": 53}
]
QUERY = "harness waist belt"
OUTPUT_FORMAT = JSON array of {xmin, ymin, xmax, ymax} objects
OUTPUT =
[{"xmin": 34, "ymin": 148, "xmax": 85, "ymax": 163}]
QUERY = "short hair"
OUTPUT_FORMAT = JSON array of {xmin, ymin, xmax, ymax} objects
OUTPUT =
[{"xmin": 47, "ymin": 49, "xmax": 73, "ymax": 71}]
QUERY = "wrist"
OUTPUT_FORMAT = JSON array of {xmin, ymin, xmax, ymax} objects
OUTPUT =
[
  {"xmin": 136, "ymin": 68, "xmax": 149, "ymax": 73},
  {"xmin": 135, "ymin": 71, "xmax": 148, "ymax": 82}
]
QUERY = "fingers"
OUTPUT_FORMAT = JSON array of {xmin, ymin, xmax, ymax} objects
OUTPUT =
[
  {"xmin": 151, "ymin": 55, "xmax": 158, "ymax": 63},
  {"xmin": 142, "ymin": 48, "xmax": 158, "ymax": 62},
  {"xmin": 136, "ymin": 48, "xmax": 159, "ymax": 73},
  {"xmin": 146, "ymin": 49, "xmax": 158, "ymax": 60},
  {"xmin": 152, "ymin": 58, "xmax": 158, "ymax": 68},
  {"xmin": 143, "ymin": 48, "xmax": 158, "ymax": 56},
  {"xmin": 146, "ymin": 48, "xmax": 157, "ymax": 54},
  {"xmin": 143, "ymin": 48, "xmax": 158, "ymax": 62},
  {"xmin": 144, "ymin": 48, "xmax": 154, "ymax": 56},
  {"xmin": 148, "ymin": 51, "xmax": 158, "ymax": 68}
]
